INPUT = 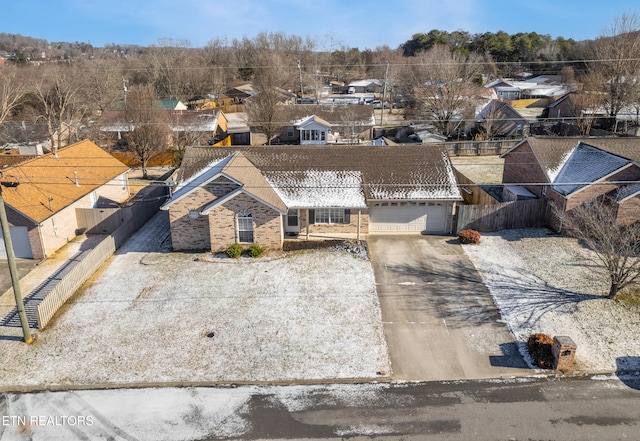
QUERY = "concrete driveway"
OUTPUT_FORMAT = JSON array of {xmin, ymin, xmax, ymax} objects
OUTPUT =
[{"xmin": 368, "ymin": 234, "xmax": 530, "ymax": 381}]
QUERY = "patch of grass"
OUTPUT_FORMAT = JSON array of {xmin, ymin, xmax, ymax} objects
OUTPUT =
[{"xmin": 616, "ymin": 286, "xmax": 640, "ymax": 308}]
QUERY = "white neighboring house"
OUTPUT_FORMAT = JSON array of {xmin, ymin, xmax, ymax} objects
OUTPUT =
[{"xmin": 295, "ymin": 115, "xmax": 332, "ymax": 145}]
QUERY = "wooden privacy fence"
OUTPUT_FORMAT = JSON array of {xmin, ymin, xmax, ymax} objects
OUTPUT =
[
  {"xmin": 76, "ymin": 185, "xmax": 168, "ymax": 235},
  {"xmin": 455, "ymin": 199, "xmax": 550, "ymax": 234},
  {"xmin": 445, "ymin": 139, "xmax": 520, "ymax": 156},
  {"xmin": 36, "ymin": 186, "xmax": 168, "ymax": 329}
]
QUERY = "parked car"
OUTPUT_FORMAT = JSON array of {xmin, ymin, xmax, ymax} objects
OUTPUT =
[{"xmin": 372, "ymin": 100, "xmax": 389, "ymax": 109}]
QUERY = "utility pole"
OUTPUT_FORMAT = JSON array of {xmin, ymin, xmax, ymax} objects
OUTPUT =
[
  {"xmin": 380, "ymin": 62, "xmax": 389, "ymax": 129},
  {"xmin": 0, "ymin": 173, "xmax": 33, "ymax": 344},
  {"xmin": 297, "ymin": 60, "xmax": 304, "ymax": 101},
  {"xmin": 123, "ymin": 78, "xmax": 128, "ymax": 110}
]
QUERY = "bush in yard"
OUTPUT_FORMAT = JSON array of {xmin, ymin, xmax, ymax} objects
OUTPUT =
[
  {"xmin": 225, "ymin": 243, "xmax": 243, "ymax": 258},
  {"xmin": 458, "ymin": 229, "xmax": 481, "ymax": 244},
  {"xmin": 527, "ymin": 333, "xmax": 555, "ymax": 369},
  {"xmin": 247, "ymin": 244, "xmax": 265, "ymax": 258}
]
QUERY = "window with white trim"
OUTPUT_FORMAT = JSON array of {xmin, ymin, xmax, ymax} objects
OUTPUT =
[
  {"xmin": 237, "ymin": 212, "xmax": 254, "ymax": 243},
  {"xmin": 314, "ymin": 208, "xmax": 348, "ymax": 224}
]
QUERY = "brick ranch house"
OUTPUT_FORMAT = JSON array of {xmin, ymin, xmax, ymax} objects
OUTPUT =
[
  {"xmin": 0, "ymin": 139, "xmax": 130, "ymax": 259},
  {"xmin": 161, "ymin": 145, "xmax": 463, "ymax": 252},
  {"xmin": 501, "ymin": 136, "xmax": 640, "ymax": 230}
]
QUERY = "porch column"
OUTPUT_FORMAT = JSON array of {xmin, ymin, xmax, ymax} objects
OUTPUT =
[
  {"xmin": 357, "ymin": 209, "xmax": 361, "ymax": 240},
  {"xmin": 306, "ymin": 209, "xmax": 310, "ymax": 239}
]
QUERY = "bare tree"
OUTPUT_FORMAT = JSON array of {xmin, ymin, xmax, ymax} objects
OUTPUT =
[
  {"xmin": 78, "ymin": 56, "xmax": 124, "ymax": 114},
  {"xmin": 556, "ymin": 198, "xmax": 640, "ymax": 299},
  {"xmin": 168, "ymin": 112, "xmax": 210, "ymax": 166},
  {"xmin": 588, "ymin": 13, "xmax": 640, "ymax": 127},
  {"xmin": 124, "ymin": 85, "xmax": 170, "ymax": 178},
  {"xmin": 0, "ymin": 64, "xmax": 25, "ymax": 126},
  {"xmin": 245, "ymin": 51, "xmax": 295, "ymax": 145},
  {"xmin": 30, "ymin": 63, "xmax": 89, "ymax": 151},
  {"xmin": 402, "ymin": 45, "xmax": 485, "ymax": 137}
]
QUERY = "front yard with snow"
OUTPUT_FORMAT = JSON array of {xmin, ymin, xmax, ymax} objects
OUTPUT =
[
  {"xmin": 463, "ymin": 228, "xmax": 640, "ymax": 375},
  {"xmin": 0, "ymin": 214, "xmax": 389, "ymax": 387}
]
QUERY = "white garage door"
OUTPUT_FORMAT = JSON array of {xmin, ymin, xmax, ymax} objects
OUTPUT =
[
  {"xmin": 0, "ymin": 226, "xmax": 33, "ymax": 259},
  {"xmin": 370, "ymin": 202, "xmax": 448, "ymax": 234}
]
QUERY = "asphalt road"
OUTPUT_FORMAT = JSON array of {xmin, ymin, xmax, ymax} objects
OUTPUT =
[
  {"xmin": 1, "ymin": 376, "xmax": 638, "ymax": 440},
  {"xmin": 368, "ymin": 234, "xmax": 530, "ymax": 381}
]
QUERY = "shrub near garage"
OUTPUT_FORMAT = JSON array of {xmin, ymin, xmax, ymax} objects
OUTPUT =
[{"xmin": 458, "ymin": 229, "xmax": 481, "ymax": 244}]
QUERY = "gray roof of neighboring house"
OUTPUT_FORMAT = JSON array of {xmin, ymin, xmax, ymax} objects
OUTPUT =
[
  {"xmin": 552, "ymin": 143, "xmax": 631, "ymax": 195},
  {"xmin": 275, "ymin": 105, "xmax": 375, "ymax": 126},
  {"xmin": 173, "ymin": 144, "xmax": 462, "ymax": 207},
  {"xmin": 611, "ymin": 182, "xmax": 640, "ymax": 202},
  {"xmin": 503, "ymin": 136, "xmax": 640, "ymax": 184}
]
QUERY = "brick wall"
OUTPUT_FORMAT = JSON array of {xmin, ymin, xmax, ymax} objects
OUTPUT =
[
  {"xmin": 208, "ymin": 192, "xmax": 283, "ymax": 252},
  {"xmin": 168, "ymin": 177, "xmax": 239, "ymax": 251},
  {"xmin": 502, "ymin": 143, "xmax": 548, "ymax": 197},
  {"xmin": 549, "ymin": 166, "xmax": 640, "ymax": 230},
  {"xmin": 617, "ymin": 195, "xmax": 640, "ymax": 226}
]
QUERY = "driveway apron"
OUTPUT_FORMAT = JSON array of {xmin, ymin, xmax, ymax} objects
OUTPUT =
[{"xmin": 368, "ymin": 235, "xmax": 530, "ymax": 381}]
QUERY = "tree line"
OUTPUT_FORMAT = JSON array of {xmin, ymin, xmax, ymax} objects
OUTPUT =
[
  {"xmin": 401, "ymin": 29, "xmax": 579, "ymax": 63},
  {"xmin": 1, "ymin": 15, "xmax": 640, "ymax": 154}
]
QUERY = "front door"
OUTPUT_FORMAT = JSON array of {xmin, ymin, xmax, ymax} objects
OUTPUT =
[{"xmin": 285, "ymin": 209, "xmax": 300, "ymax": 234}]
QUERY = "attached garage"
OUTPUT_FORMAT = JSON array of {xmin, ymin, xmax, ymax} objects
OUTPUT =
[
  {"xmin": 0, "ymin": 226, "xmax": 33, "ymax": 259},
  {"xmin": 369, "ymin": 202, "xmax": 449, "ymax": 234}
]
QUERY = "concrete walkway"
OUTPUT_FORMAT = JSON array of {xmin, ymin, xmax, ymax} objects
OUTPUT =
[{"xmin": 368, "ymin": 234, "xmax": 531, "ymax": 381}]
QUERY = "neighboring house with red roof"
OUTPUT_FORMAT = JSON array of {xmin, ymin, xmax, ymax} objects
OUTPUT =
[
  {"xmin": 0, "ymin": 139, "xmax": 130, "ymax": 259},
  {"xmin": 501, "ymin": 136, "xmax": 640, "ymax": 230},
  {"xmin": 161, "ymin": 145, "xmax": 462, "ymax": 252}
]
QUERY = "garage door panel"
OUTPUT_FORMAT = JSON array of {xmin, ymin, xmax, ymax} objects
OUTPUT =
[
  {"xmin": 0, "ymin": 226, "xmax": 33, "ymax": 259},
  {"xmin": 370, "ymin": 203, "xmax": 447, "ymax": 234}
]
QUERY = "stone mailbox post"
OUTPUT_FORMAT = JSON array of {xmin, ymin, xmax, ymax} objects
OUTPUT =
[{"xmin": 552, "ymin": 336, "xmax": 577, "ymax": 373}]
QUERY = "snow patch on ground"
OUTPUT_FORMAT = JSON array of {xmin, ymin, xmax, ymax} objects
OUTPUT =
[
  {"xmin": 463, "ymin": 228, "xmax": 640, "ymax": 374},
  {"xmin": 0, "ymin": 215, "xmax": 390, "ymax": 387}
]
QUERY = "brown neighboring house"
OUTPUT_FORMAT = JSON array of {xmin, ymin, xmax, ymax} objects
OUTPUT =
[
  {"xmin": 0, "ymin": 139, "xmax": 130, "ymax": 259},
  {"xmin": 161, "ymin": 144, "xmax": 462, "ymax": 252},
  {"xmin": 501, "ymin": 136, "xmax": 640, "ymax": 229}
]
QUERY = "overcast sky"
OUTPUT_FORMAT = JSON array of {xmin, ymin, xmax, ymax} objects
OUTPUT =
[{"xmin": 2, "ymin": 0, "xmax": 639, "ymax": 49}]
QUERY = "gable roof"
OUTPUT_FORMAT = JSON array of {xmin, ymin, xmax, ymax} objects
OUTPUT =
[
  {"xmin": 98, "ymin": 109, "xmax": 225, "ymax": 133},
  {"xmin": 158, "ymin": 99, "xmax": 187, "ymax": 110},
  {"xmin": 0, "ymin": 139, "xmax": 129, "ymax": 223},
  {"xmin": 503, "ymin": 136, "xmax": 640, "ymax": 182},
  {"xmin": 552, "ymin": 143, "xmax": 632, "ymax": 195},
  {"xmin": 294, "ymin": 115, "xmax": 332, "ymax": 129},
  {"xmin": 162, "ymin": 151, "xmax": 287, "ymax": 213},
  {"xmin": 171, "ymin": 145, "xmax": 462, "ymax": 208}
]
